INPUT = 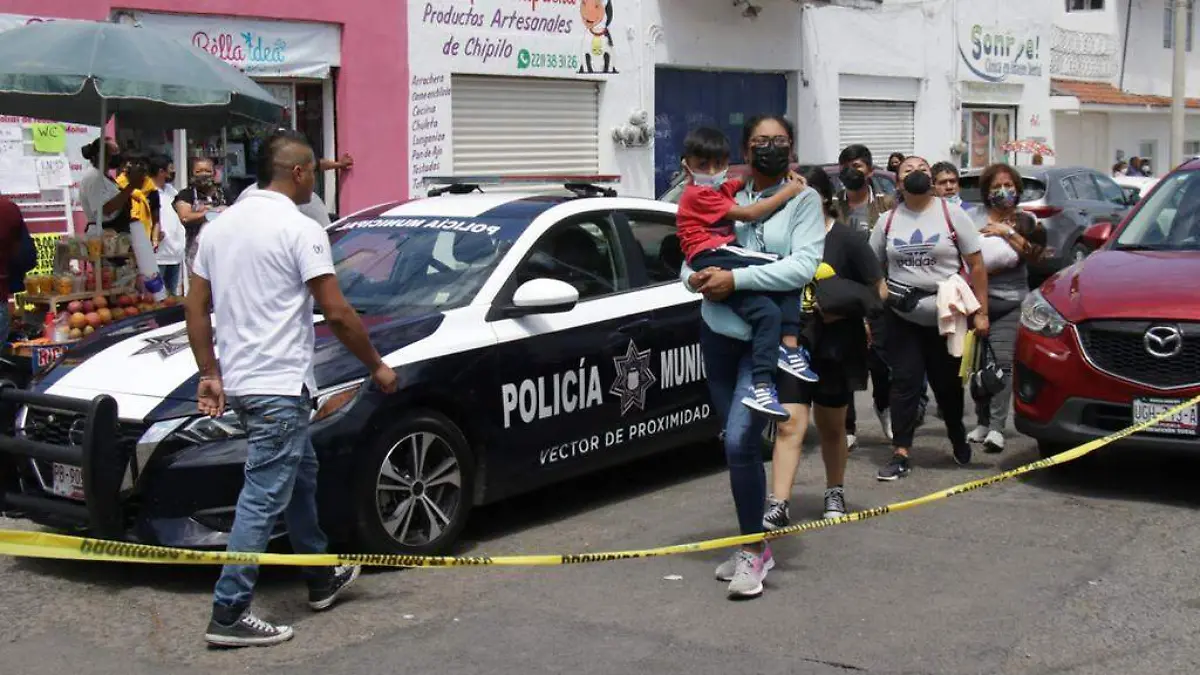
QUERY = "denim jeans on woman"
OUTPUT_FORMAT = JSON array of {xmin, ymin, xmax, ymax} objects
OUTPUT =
[
  {"xmin": 700, "ymin": 324, "xmax": 769, "ymax": 535},
  {"xmin": 211, "ymin": 390, "xmax": 335, "ymax": 621}
]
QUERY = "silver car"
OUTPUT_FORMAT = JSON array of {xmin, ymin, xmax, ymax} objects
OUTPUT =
[{"xmin": 959, "ymin": 166, "xmax": 1137, "ymax": 286}]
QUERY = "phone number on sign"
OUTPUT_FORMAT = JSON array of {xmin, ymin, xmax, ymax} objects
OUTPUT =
[{"xmin": 516, "ymin": 49, "xmax": 578, "ymax": 71}]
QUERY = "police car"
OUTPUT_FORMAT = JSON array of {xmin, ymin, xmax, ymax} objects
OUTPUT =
[{"xmin": 0, "ymin": 175, "xmax": 719, "ymax": 555}]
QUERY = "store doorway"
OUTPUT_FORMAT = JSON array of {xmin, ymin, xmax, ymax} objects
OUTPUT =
[
  {"xmin": 653, "ymin": 68, "xmax": 788, "ymax": 197},
  {"xmin": 961, "ymin": 107, "xmax": 1017, "ymax": 169}
]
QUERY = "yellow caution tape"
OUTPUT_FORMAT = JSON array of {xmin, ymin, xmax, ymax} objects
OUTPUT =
[{"xmin": 1, "ymin": 395, "xmax": 1197, "ymax": 568}]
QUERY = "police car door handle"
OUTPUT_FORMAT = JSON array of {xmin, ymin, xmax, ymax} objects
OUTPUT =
[{"xmin": 615, "ymin": 318, "xmax": 651, "ymax": 335}]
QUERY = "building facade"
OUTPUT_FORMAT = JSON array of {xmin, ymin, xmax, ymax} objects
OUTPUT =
[
  {"xmin": 0, "ymin": 0, "xmax": 407, "ymax": 229},
  {"xmin": 1052, "ymin": 0, "xmax": 1200, "ymax": 175}
]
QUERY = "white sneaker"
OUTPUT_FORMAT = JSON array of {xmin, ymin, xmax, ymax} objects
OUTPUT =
[
  {"xmin": 715, "ymin": 545, "xmax": 775, "ymax": 582},
  {"xmin": 875, "ymin": 407, "xmax": 893, "ymax": 441},
  {"xmin": 983, "ymin": 430, "xmax": 1006, "ymax": 454},
  {"xmin": 967, "ymin": 426, "xmax": 989, "ymax": 444},
  {"xmin": 727, "ymin": 547, "xmax": 772, "ymax": 598},
  {"xmin": 846, "ymin": 433, "xmax": 858, "ymax": 451}
]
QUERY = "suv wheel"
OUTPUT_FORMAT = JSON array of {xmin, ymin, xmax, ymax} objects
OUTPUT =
[{"xmin": 353, "ymin": 410, "xmax": 475, "ymax": 555}]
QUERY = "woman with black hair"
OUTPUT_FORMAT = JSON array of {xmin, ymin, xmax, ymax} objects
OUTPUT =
[
  {"xmin": 967, "ymin": 163, "xmax": 1047, "ymax": 453},
  {"xmin": 886, "ymin": 152, "xmax": 906, "ymax": 174},
  {"xmin": 78, "ymin": 136, "xmax": 137, "ymax": 234},
  {"xmin": 763, "ymin": 165, "xmax": 887, "ymax": 528},
  {"xmin": 683, "ymin": 114, "xmax": 824, "ymax": 599}
]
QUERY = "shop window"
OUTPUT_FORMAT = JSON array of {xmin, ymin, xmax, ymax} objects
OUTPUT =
[
  {"xmin": 1185, "ymin": 140, "xmax": 1200, "ymax": 156},
  {"xmin": 1139, "ymin": 140, "xmax": 1158, "ymax": 168},
  {"xmin": 1066, "ymin": 0, "xmax": 1104, "ymax": 11},
  {"xmin": 960, "ymin": 108, "xmax": 1015, "ymax": 169},
  {"xmin": 1164, "ymin": 2, "xmax": 1194, "ymax": 51}
]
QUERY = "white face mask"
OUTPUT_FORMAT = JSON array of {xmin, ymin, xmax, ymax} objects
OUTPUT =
[
  {"xmin": 945, "ymin": 194, "xmax": 962, "ymax": 205},
  {"xmin": 684, "ymin": 161, "xmax": 727, "ymax": 189}
]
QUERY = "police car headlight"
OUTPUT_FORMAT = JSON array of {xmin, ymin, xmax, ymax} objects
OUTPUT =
[
  {"xmin": 173, "ymin": 412, "xmax": 246, "ymax": 443},
  {"xmin": 312, "ymin": 379, "xmax": 365, "ymax": 423}
]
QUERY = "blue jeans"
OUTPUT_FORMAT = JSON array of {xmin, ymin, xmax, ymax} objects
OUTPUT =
[
  {"xmin": 159, "ymin": 264, "xmax": 180, "ymax": 295},
  {"xmin": 212, "ymin": 391, "xmax": 332, "ymax": 621},
  {"xmin": 700, "ymin": 325, "xmax": 768, "ymax": 536}
]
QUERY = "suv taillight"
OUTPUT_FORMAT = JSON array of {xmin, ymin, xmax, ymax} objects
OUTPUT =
[{"xmin": 1022, "ymin": 205, "xmax": 1063, "ymax": 219}]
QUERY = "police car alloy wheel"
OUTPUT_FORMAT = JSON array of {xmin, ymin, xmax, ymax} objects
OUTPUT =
[{"xmin": 354, "ymin": 410, "xmax": 475, "ymax": 554}]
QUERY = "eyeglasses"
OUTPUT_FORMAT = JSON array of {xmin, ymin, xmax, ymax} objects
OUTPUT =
[{"xmin": 748, "ymin": 136, "xmax": 791, "ymax": 149}]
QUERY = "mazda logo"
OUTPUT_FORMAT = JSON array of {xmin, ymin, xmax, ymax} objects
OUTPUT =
[
  {"xmin": 1144, "ymin": 325, "xmax": 1184, "ymax": 359},
  {"xmin": 68, "ymin": 418, "xmax": 86, "ymax": 446}
]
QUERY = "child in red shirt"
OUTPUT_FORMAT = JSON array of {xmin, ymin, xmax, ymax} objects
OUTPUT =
[{"xmin": 677, "ymin": 127, "xmax": 817, "ymax": 421}]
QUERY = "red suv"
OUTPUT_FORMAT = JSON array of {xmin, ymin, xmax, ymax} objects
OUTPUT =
[{"xmin": 1014, "ymin": 159, "xmax": 1200, "ymax": 458}]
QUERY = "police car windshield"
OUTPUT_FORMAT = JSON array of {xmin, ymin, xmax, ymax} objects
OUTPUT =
[{"xmin": 329, "ymin": 216, "xmax": 517, "ymax": 315}]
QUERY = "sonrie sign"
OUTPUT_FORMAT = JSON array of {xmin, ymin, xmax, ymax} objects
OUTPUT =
[{"xmin": 958, "ymin": 23, "xmax": 1045, "ymax": 83}]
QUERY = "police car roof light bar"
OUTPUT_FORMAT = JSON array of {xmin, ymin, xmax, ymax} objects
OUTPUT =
[
  {"xmin": 421, "ymin": 174, "xmax": 622, "ymax": 186},
  {"xmin": 422, "ymin": 174, "xmax": 622, "ymax": 198}
]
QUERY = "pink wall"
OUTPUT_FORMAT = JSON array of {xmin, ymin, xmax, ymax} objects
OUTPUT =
[{"xmin": 3, "ymin": 0, "xmax": 409, "ymax": 217}]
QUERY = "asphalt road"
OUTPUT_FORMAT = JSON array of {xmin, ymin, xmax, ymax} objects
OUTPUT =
[{"xmin": 3, "ymin": 391, "xmax": 1200, "ymax": 675}]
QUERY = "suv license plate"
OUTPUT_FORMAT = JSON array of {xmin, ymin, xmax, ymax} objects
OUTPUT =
[
  {"xmin": 1133, "ymin": 398, "xmax": 1200, "ymax": 436},
  {"xmin": 50, "ymin": 463, "xmax": 84, "ymax": 500}
]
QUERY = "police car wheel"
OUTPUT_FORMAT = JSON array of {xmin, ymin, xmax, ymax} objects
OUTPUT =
[{"xmin": 354, "ymin": 410, "xmax": 475, "ymax": 555}]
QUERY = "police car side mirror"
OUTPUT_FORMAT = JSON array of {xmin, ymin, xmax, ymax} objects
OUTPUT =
[{"xmin": 500, "ymin": 278, "xmax": 579, "ymax": 318}]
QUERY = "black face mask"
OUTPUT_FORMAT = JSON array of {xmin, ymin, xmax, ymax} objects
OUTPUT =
[
  {"xmin": 751, "ymin": 144, "xmax": 791, "ymax": 177},
  {"xmin": 903, "ymin": 171, "xmax": 932, "ymax": 195},
  {"xmin": 839, "ymin": 166, "xmax": 867, "ymax": 191}
]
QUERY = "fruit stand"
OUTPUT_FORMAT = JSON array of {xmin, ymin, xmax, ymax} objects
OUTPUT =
[{"xmin": 6, "ymin": 228, "xmax": 180, "ymax": 375}]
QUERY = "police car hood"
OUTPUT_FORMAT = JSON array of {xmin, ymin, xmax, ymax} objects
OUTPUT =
[{"xmin": 32, "ymin": 306, "xmax": 444, "ymax": 421}]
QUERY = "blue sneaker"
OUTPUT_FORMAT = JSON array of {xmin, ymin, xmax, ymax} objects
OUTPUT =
[
  {"xmin": 741, "ymin": 383, "xmax": 790, "ymax": 421},
  {"xmin": 779, "ymin": 345, "xmax": 819, "ymax": 383}
]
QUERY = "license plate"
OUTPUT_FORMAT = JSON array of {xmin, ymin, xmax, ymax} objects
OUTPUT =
[
  {"xmin": 50, "ymin": 463, "xmax": 84, "ymax": 500},
  {"xmin": 1133, "ymin": 397, "xmax": 1199, "ymax": 436}
]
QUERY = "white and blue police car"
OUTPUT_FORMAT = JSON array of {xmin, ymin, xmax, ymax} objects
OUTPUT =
[{"xmin": 0, "ymin": 175, "xmax": 719, "ymax": 555}]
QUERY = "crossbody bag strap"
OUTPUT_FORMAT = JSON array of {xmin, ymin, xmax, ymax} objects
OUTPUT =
[{"xmin": 941, "ymin": 198, "xmax": 968, "ymax": 277}]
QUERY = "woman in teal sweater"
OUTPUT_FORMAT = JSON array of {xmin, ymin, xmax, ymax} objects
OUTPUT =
[{"xmin": 683, "ymin": 115, "xmax": 826, "ymax": 599}]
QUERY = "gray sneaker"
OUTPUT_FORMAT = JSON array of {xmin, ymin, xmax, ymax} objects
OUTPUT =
[
  {"xmin": 727, "ymin": 548, "xmax": 772, "ymax": 598},
  {"xmin": 715, "ymin": 544, "xmax": 775, "ymax": 582},
  {"xmin": 762, "ymin": 496, "xmax": 790, "ymax": 531},
  {"xmin": 205, "ymin": 610, "xmax": 294, "ymax": 648},
  {"xmin": 822, "ymin": 486, "xmax": 847, "ymax": 519}
]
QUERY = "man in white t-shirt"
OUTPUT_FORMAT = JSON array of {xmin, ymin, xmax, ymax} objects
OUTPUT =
[{"xmin": 185, "ymin": 130, "xmax": 398, "ymax": 648}]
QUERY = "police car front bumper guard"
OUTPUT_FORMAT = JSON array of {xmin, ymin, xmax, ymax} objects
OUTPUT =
[{"xmin": 0, "ymin": 383, "xmax": 124, "ymax": 539}]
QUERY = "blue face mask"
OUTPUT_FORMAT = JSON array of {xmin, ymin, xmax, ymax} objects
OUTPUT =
[
  {"xmin": 989, "ymin": 187, "xmax": 1018, "ymax": 209},
  {"xmin": 685, "ymin": 161, "xmax": 727, "ymax": 189}
]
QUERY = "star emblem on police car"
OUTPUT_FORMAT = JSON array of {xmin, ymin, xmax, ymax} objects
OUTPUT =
[
  {"xmin": 609, "ymin": 340, "xmax": 657, "ymax": 416},
  {"xmin": 134, "ymin": 327, "xmax": 192, "ymax": 359}
]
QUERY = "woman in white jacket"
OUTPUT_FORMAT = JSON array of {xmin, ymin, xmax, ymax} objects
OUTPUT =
[{"xmin": 150, "ymin": 155, "xmax": 186, "ymax": 295}]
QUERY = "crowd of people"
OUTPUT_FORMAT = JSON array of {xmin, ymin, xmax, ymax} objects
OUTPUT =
[
  {"xmin": 76, "ymin": 134, "xmax": 352, "ymax": 296},
  {"xmin": 680, "ymin": 117, "xmax": 1048, "ymax": 599}
]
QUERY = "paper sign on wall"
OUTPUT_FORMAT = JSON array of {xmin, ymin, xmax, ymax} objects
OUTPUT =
[
  {"xmin": 0, "ymin": 126, "xmax": 21, "ymax": 142},
  {"xmin": 34, "ymin": 156, "xmax": 71, "ymax": 188},
  {"xmin": 0, "ymin": 154, "xmax": 39, "ymax": 194},
  {"xmin": 31, "ymin": 122, "xmax": 65, "ymax": 153},
  {"xmin": 0, "ymin": 140, "xmax": 22, "ymax": 158}
]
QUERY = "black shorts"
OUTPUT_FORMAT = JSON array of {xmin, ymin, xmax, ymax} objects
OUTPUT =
[{"xmin": 778, "ymin": 357, "xmax": 853, "ymax": 408}]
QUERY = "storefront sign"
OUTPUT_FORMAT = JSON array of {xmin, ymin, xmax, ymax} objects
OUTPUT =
[
  {"xmin": 129, "ymin": 12, "xmax": 341, "ymax": 79},
  {"xmin": 407, "ymin": 0, "xmax": 625, "ymax": 193},
  {"xmin": 958, "ymin": 21, "xmax": 1045, "ymax": 83}
]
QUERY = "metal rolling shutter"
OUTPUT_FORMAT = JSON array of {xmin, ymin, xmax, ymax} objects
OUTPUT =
[
  {"xmin": 838, "ymin": 99, "xmax": 915, "ymax": 161},
  {"xmin": 452, "ymin": 75, "xmax": 600, "ymax": 185}
]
